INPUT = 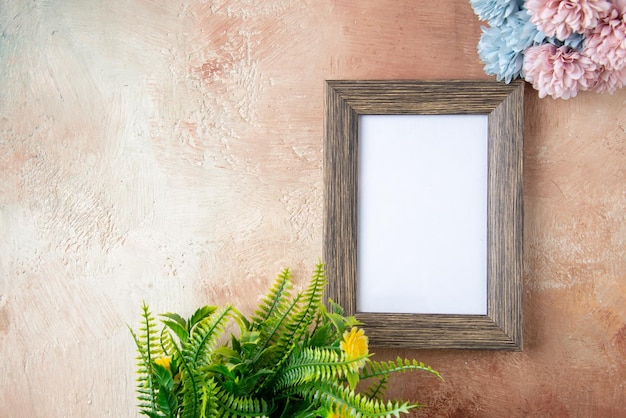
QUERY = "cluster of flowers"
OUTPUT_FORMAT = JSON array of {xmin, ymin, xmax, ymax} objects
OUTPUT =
[{"xmin": 471, "ymin": 0, "xmax": 626, "ymax": 99}]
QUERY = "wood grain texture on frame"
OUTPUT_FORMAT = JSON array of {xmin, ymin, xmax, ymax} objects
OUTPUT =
[{"xmin": 323, "ymin": 80, "xmax": 524, "ymax": 350}]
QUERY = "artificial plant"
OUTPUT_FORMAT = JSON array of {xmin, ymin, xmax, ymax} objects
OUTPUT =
[
  {"xmin": 130, "ymin": 263, "xmax": 441, "ymax": 418},
  {"xmin": 471, "ymin": 0, "xmax": 626, "ymax": 99}
]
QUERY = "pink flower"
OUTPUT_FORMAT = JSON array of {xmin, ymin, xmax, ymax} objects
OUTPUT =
[
  {"xmin": 592, "ymin": 65, "xmax": 626, "ymax": 92},
  {"xmin": 583, "ymin": 6, "xmax": 626, "ymax": 69},
  {"xmin": 523, "ymin": 43, "xmax": 599, "ymax": 98},
  {"xmin": 526, "ymin": 0, "xmax": 613, "ymax": 39},
  {"xmin": 612, "ymin": 0, "xmax": 626, "ymax": 13}
]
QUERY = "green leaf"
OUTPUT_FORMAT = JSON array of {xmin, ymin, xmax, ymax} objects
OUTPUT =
[
  {"xmin": 308, "ymin": 322, "xmax": 332, "ymax": 347},
  {"xmin": 156, "ymin": 386, "xmax": 177, "ymax": 417},
  {"xmin": 140, "ymin": 411, "xmax": 166, "ymax": 418},
  {"xmin": 188, "ymin": 305, "xmax": 237, "ymax": 367},
  {"xmin": 160, "ymin": 312, "xmax": 187, "ymax": 329},
  {"xmin": 204, "ymin": 363, "xmax": 236, "ymax": 380},
  {"xmin": 231, "ymin": 334, "xmax": 242, "ymax": 354},
  {"xmin": 251, "ymin": 268, "xmax": 293, "ymax": 326},
  {"xmin": 240, "ymin": 330, "xmax": 261, "ymax": 346},
  {"xmin": 214, "ymin": 388, "xmax": 270, "ymax": 417},
  {"xmin": 274, "ymin": 347, "xmax": 362, "ymax": 392},
  {"xmin": 343, "ymin": 315, "xmax": 362, "ymax": 328},
  {"xmin": 213, "ymin": 346, "xmax": 240, "ymax": 363},
  {"xmin": 189, "ymin": 306, "xmax": 217, "ymax": 331},
  {"xmin": 346, "ymin": 370, "xmax": 359, "ymax": 391},
  {"xmin": 299, "ymin": 381, "xmax": 419, "ymax": 418},
  {"xmin": 360, "ymin": 357, "xmax": 442, "ymax": 381},
  {"xmin": 199, "ymin": 379, "xmax": 220, "ymax": 418},
  {"xmin": 132, "ymin": 264, "xmax": 439, "ymax": 417},
  {"xmin": 324, "ymin": 312, "xmax": 348, "ymax": 336},
  {"xmin": 324, "ymin": 299, "xmax": 361, "ymax": 337},
  {"xmin": 363, "ymin": 376, "xmax": 389, "ymax": 401},
  {"xmin": 152, "ymin": 362, "xmax": 174, "ymax": 391},
  {"xmin": 327, "ymin": 299, "xmax": 344, "ymax": 316},
  {"xmin": 161, "ymin": 319, "xmax": 188, "ymax": 343},
  {"xmin": 130, "ymin": 302, "xmax": 164, "ymax": 414}
]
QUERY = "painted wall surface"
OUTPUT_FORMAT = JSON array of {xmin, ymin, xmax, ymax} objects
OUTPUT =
[{"xmin": 1, "ymin": 0, "xmax": 624, "ymax": 416}]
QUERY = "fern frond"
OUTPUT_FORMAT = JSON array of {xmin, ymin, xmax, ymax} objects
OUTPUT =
[
  {"xmin": 189, "ymin": 306, "xmax": 218, "ymax": 333},
  {"xmin": 299, "ymin": 381, "xmax": 418, "ymax": 418},
  {"xmin": 255, "ymin": 264, "xmax": 327, "ymax": 393},
  {"xmin": 130, "ymin": 265, "xmax": 437, "ymax": 418},
  {"xmin": 251, "ymin": 268, "xmax": 293, "ymax": 327},
  {"xmin": 248, "ymin": 269, "xmax": 307, "ymax": 368},
  {"xmin": 282, "ymin": 263, "xmax": 327, "ymax": 353},
  {"xmin": 215, "ymin": 388, "xmax": 270, "ymax": 417},
  {"xmin": 172, "ymin": 338, "xmax": 201, "ymax": 418},
  {"xmin": 199, "ymin": 378, "xmax": 220, "ymax": 418},
  {"xmin": 179, "ymin": 376, "xmax": 201, "ymax": 418},
  {"xmin": 160, "ymin": 326, "xmax": 177, "ymax": 357},
  {"xmin": 363, "ymin": 376, "xmax": 389, "ymax": 401},
  {"xmin": 250, "ymin": 292, "xmax": 301, "ymax": 364},
  {"xmin": 173, "ymin": 305, "xmax": 238, "ymax": 418},
  {"xmin": 187, "ymin": 305, "xmax": 237, "ymax": 367},
  {"xmin": 360, "ymin": 357, "xmax": 442, "ymax": 382},
  {"xmin": 274, "ymin": 347, "xmax": 366, "ymax": 392},
  {"xmin": 294, "ymin": 263, "xmax": 326, "ymax": 343},
  {"xmin": 130, "ymin": 302, "xmax": 164, "ymax": 415}
]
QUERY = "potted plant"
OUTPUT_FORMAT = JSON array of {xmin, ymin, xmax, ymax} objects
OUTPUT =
[{"xmin": 130, "ymin": 263, "xmax": 440, "ymax": 417}]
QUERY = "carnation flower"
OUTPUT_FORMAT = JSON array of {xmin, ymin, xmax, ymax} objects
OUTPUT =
[
  {"xmin": 470, "ymin": 0, "xmax": 525, "ymax": 26},
  {"xmin": 592, "ymin": 65, "xmax": 626, "ymax": 92},
  {"xmin": 523, "ymin": 43, "xmax": 599, "ymax": 98},
  {"xmin": 478, "ymin": 9, "xmax": 546, "ymax": 82},
  {"xmin": 340, "ymin": 327, "xmax": 368, "ymax": 371},
  {"xmin": 154, "ymin": 356, "xmax": 172, "ymax": 372},
  {"xmin": 613, "ymin": 0, "xmax": 626, "ymax": 12},
  {"xmin": 526, "ymin": 0, "xmax": 613, "ymax": 39},
  {"xmin": 471, "ymin": 0, "xmax": 626, "ymax": 98},
  {"xmin": 547, "ymin": 31, "xmax": 587, "ymax": 48},
  {"xmin": 583, "ymin": 6, "xmax": 626, "ymax": 69}
]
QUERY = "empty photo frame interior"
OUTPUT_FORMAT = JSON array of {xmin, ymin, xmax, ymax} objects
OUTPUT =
[{"xmin": 323, "ymin": 80, "xmax": 524, "ymax": 350}]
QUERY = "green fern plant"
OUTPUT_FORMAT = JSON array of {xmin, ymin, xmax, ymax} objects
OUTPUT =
[{"xmin": 130, "ymin": 263, "xmax": 441, "ymax": 418}]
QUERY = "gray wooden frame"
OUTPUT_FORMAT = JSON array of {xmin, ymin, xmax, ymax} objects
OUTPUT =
[{"xmin": 323, "ymin": 80, "xmax": 524, "ymax": 350}]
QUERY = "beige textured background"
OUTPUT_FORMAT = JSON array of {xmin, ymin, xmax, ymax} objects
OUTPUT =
[{"xmin": 1, "ymin": 0, "xmax": 624, "ymax": 416}]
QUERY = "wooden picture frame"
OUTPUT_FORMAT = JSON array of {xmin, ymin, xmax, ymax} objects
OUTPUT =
[{"xmin": 323, "ymin": 80, "xmax": 524, "ymax": 350}]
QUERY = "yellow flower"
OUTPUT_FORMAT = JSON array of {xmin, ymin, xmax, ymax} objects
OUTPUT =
[
  {"xmin": 340, "ymin": 327, "xmax": 368, "ymax": 370},
  {"xmin": 154, "ymin": 356, "xmax": 172, "ymax": 372}
]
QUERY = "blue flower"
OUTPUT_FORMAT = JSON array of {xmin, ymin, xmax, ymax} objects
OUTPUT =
[
  {"xmin": 478, "ymin": 9, "xmax": 546, "ymax": 83},
  {"xmin": 470, "ymin": 0, "xmax": 524, "ymax": 26},
  {"xmin": 547, "ymin": 32, "xmax": 586, "ymax": 50}
]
